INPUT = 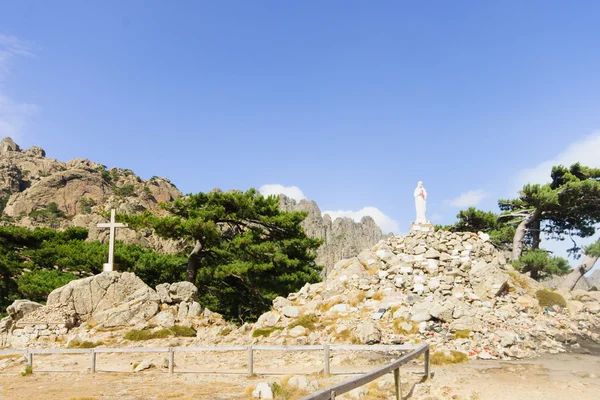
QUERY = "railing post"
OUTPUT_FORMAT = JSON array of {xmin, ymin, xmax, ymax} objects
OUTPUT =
[
  {"xmin": 90, "ymin": 349, "xmax": 96, "ymax": 374},
  {"xmin": 330, "ymin": 390, "xmax": 336, "ymax": 399},
  {"xmin": 394, "ymin": 368, "xmax": 401, "ymax": 400},
  {"xmin": 323, "ymin": 344, "xmax": 330, "ymax": 377},
  {"xmin": 424, "ymin": 346, "xmax": 430, "ymax": 380},
  {"xmin": 168, "ymin": 348, "xmax": 174, "ymax": 374},
  {"xmin": 247, "ymin": 345, "xmax": 254, "ymax": 376},
  {"xmin": 26, "ymin": 351, "xmax": 33, "ymax": 373}
]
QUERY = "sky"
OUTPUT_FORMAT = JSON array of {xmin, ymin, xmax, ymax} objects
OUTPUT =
[{"xmin": 1, "ymin": 1, "xmax": 600, "ymax": 265}]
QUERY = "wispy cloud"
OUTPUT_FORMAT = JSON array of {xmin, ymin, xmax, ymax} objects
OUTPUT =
[
  {"xmin": 323, "ymin": 207, "xmax": 400, "ymax": 234},
  {"xmin": 0, "ymin": 34, "xmax": 38, "ymax": 139},
  {"xmin": 259, "ymin": 184, "xmax": 306, "ymax": 202},
  {"xmin": 514, "ymin": 131, "xmax": 600, "ymax": 193},
  {"xmin": 447, "ymin": 189, "xmax": 487, "ymax": 208}
]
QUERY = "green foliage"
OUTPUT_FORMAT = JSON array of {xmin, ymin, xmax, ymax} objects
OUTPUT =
[
  {"xmin": 21, "ymin": 365, "xmax": 32, "ymax": 376},
  {"xmin": 439, "ymin": 207, "xmax": 515, "ymax": 249},
  {"xmin": 39, "ymin": 172, "xmax": 51, "ymax": 178},
  {"xmin": 101, "ymin": 169, "xmax": 112, "ymax": 182},
  {"xmin": 124, "ymin": 325, "xmax": 196, "ymax": 341},
  {"xmin": 17, "ymin": 269, "xmax": 78, "ymax": 303},
  {"xmin": 29, "ymin": 202, "xmax": 66, "ymax": 227},
  {"xmin": 0, "ymin": 195, "xmax": 9, "ymax": 215},
  {"xmin": 120, "ymin": 189, "xmax": 323, "ymax": 322},
  {"xmin": 535, "ymin": 289, "xmax": 567, "ymax": 308},
  {"xmin": 115, "ymin": 184, "xmax": 136, "ymax": 197},
  {"xmin": 515, "ymin": 249, "xmax": 571, "ymax": 280},
  {"xmin": 122, "ymin": 169, "xmax": 134, "ymax": 177},
  {"xmin": 78, "ymin": 197, "xmax": 96, "ymax": 214},
  {"xmin": 252, "ymin": 327, "xmax": 283, "ymax": 338}
]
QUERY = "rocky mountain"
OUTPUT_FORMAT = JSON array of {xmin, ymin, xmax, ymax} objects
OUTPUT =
[
  {"xmin": 279, "ymin": 195, "xmax": 386, "ymax": 275},
  {"xmin": 0, "ymin": 137, "xmax": 386, "ymax": 270},
  {"xmin": 0, "ymin": 137, "xmax": 182, "ymax": 251}
]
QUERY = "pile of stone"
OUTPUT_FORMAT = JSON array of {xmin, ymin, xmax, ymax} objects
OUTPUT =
[{"xmin": 242, "ymin": 230, "xmax": 600, "ymax": 360}]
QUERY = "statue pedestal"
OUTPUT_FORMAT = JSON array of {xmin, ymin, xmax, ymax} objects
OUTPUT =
[{"xmin": 410, "ymin": 222, "xmax": 435, "ymax": 233}]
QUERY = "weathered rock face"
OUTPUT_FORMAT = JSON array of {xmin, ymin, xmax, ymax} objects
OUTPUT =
[
  {"xmin": 0, "ymin": 137, "xmax": 182, "ymax": 252},
  {"xmin": 279, "ymin": 195, "xmax": 385, "ymax": 275},
  {"xmin": 6, "ymin": 300, "xmax": 42, "ymax": 321},
  {"xmin": 244, "ymin": 230, "xmax": 600, "ymax": 360},
  {"xmin": 47, "ymin": 271, "xmax": 161, "ymax": 328}
]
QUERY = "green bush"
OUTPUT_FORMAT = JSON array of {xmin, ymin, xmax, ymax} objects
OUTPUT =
[
  {"xmin": 535, "ymin": 289, "xmax": 567, "ymax": 308},
  {"xmin": 124, "ymin": 325, "xmax": 196, "ymax": 341},
  {"xmin": 252, "ymin": 327, "xmax": 282, "ymax": 338},
  {"xmin": 516, "ymin": 249, "xmax": 570, "ymax": 280},
  {"xmin": 115, "ymin": 185, "xmax": 136, "ymax": 197},
  {"xmin": 17, "ymin": 269, "xmax": 78, "ymax": 303}
]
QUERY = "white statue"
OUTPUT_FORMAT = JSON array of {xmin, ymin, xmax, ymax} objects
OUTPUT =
[{"xmin": 414, "ymin": 181, "xmax": 428, "ymax": 224}]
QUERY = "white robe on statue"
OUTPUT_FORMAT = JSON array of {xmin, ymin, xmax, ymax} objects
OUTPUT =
[{"xmin": 414, "ymin": 186, "xmax": 427, "ymax": 223}]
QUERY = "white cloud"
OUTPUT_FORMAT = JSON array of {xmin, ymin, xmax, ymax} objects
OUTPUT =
[
  {"xmin": 323, "ymin": 207, "xmax": 400, "ymax": 234},
  {"xmin": 447, "ymin": 189, "xmax": 487, "ymax": 208},
  {"xmin": 259, "ymin": 184, "xmax": 306, "ymax": 202},
  {"xmin": 0, "ymin": 34, "xmax": 37, "ymax": 140},
  {"xmin": 514, "ymin": 131, "xmax": 600, "ymax": 192}
]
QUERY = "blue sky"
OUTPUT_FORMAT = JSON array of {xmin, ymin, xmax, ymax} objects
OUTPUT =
[{"xmin": 1, "ymin": 1, "xmax": 600, "ymax": 262}]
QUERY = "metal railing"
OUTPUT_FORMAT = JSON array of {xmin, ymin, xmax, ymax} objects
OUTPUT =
[{"xmin": 0, "ymin": 344, "xmax": 427, "ymax": 379}]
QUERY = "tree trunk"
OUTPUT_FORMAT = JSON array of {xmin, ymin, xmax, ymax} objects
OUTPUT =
[
  {"xmin": 560, "ymin": 242, "xmax": 600, "ymax": 291},
  {"xmin": 511, "ymin": 209, "xmax": 542, "ymax": 261},
  {"xmin": 531, "ymin": 219, "xmax": 541, "ymax": 250},
  {"xmin": 186, "ymin": 240, "xmax": 203, "ymax": 283}
]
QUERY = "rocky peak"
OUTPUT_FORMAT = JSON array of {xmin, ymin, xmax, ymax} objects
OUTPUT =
[
  {"xmin": 279, "ymin": 195, "xmax": 385, "ymax": 275},
  {"xmin": 0, "ymin": 137, "xmax": 21, "ymax": 153}
]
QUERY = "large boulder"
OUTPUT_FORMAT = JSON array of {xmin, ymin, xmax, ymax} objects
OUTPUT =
[
  {"xmin": 6, "ymin": 300, "xmax": 43, "ymax": 321},
  {"xmin": 356, "ymin": 320, "xmax": 381, "ymax": 344},
  {"xmin": 47, "ymin": 272, "xmax": 160, "ymax": 327},
  {"xmin": 468, "ymin": 260, "xmax": 509, "ymax": 300}
]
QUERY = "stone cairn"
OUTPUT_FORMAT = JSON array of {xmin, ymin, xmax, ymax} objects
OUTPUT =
[{"xmin": 247, "ymin": 230, "xmax": 600, "ymax": 360}]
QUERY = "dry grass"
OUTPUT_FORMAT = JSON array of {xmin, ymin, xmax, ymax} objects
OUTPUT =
[
  {"xmin": 392, "ymin": 318, "xmax": 419, "ymax": 335},
  {"xmin": 430, "ymin": 350, "xmax": 468, "ymax": 365},
  {"xmin": 453, "ymin": 329, "xmax": 471, "ymax": 339},
  {"xmin": 371, "ymin": 291, "xmax": 384, "ymax": 301},
  {"xmin": 219, "ymin": 327, "xmax": 233, "ymax": 336},
  {"xmin": 335, "ymin": 329, "xmax": 360, "ymax": 343},
  {"xmin": 507, "ymin": 270, "xmax": 532, "ymax": 293},
  {"xmin": 124, "ymin": 325, "xmax": 196, "ymax": 341},
  {"xmin": 288, "ymin": 314, "xmax": 318, "ymax": 330},
  {"xmin": 349, "ymin": 291, "xmax": 366, "ymax": 307},
  {"xmin": 67, "ymin": 340, "xmax": 104, "ymax": 349}
]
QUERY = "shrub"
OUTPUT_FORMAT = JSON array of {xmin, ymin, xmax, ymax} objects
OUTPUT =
[
  {"xmin": 169, "ymin": 325, "xmax": 196, "ymax": 337},
  {"xmin": 17, "ymin": 270, "xmax": 78, "ymax": 303},
  {"xmin": 287, "ymin": 314, "xmax": 318, "ymax": 331},
  {"xmin": 124, "ymin": 326, "xmax": 196, "ymax": 341},
  {"xmin": 535, "ymin": 289, "xmax": 567, "ymax": 308},
  {"xmin": 252, "ymin": 327, "xmax": 282, "ymax": 338},
  {"xmin": 430, "ymin": 350, "xmax": 468, "ymax": 365},
  {"xmin": 21, "ymin": 365, "xmax": 32, "ymax": 376},
  {"xmin": 124, "ymin": 328, "xmax": 171, "ymax": 341},
  {"xmin": 115, "ymin": 184, "xmax": 136, "ymax": 197},
  {"xmin": 219, "ymin": 327, "xmax": 233, "ymax": 336},
  {"xmin": 101, "ymin": 170, "xmax": 112, "ymax": 182}
]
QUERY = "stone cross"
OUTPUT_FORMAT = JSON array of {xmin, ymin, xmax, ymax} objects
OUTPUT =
[{"xmin": 97, "ymin": 209, "xmax": 128, "ymax": 272}]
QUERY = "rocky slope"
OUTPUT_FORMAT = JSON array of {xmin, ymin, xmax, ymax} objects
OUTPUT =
[
  {"xmin": 241, "ymin": 230, "xmax": 600, "ymax": 360},
  {"xmin": 0, "ymin": 137, "xmax": 182, "ymax": 251},
  {"xmin": 279, "ymin": 195, "xmax": 386, "ymax": 275}
]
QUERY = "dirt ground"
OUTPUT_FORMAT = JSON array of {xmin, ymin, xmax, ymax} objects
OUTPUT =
[{"xmin": 0, "ymin": 351, "xmax": 598, "ymax": 399}]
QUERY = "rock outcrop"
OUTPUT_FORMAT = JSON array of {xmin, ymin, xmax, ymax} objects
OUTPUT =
[
  {"xmin": 243, "ymin": 230, "xmax": 600, "ymax": 360},
  {"xmin": 0, "ymin": 137, "xmax": 182, "ymax": 252},
  {"xmin": 279, "ymin": 195, "xmax": 386, "ymax": 275}
]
